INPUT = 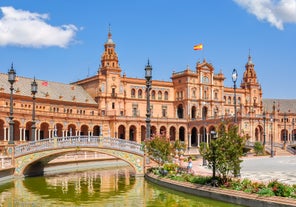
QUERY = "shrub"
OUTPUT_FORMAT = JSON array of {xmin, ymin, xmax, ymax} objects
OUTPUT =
[
  {"xmin": 254, "ymin": 142, "xmax": 264, "ymax": 156},
  {"xmin": 258, "ymin": 188, "xmax": 275, "ymax": 196}
]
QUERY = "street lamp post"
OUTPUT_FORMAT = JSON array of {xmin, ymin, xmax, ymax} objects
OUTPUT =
[
  {"xmin": 31, "ymin": 78, "xmax": 38, "ymax": 141},
  {"xmin": 292, "ymin": 119, "xmax": 295, "ymax": 142},
  {"xmin": 270, "ymin": 115, "xmax": 274, "ymax": 157},
  {"xmin": 232, "ymin": 69, "xmax": 238, "ymax": 123},
  {"xmin": 284, "ymin": 112, "xmax": 287, "ymax": 147},
  {"xmin": 145, "ymin": 61, "xmax": 152, "ymax": 140},
  {"xmin": 263, "ymin": 110, "xmax": 266, "ymax": 147},
  {"xmin": 202, "ymin": 126, "xmax": 207, "ymax": 166},
  {"xmin": 8, "ymin": 64, "xmax": 16, "ymax": 145},
  {"xmin": 210, "ymin": 130, "xmax": 217, "ymax": 186}
]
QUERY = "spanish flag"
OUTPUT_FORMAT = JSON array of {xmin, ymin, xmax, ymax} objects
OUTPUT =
[{"xmin": 193, "ymin": 44, "xmax": 203, "ymax": 50}]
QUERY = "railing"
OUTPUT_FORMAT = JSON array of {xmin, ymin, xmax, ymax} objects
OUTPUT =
[{"xmin": 14, "ymin": 136, "xmax": 144, "ymax": 157}]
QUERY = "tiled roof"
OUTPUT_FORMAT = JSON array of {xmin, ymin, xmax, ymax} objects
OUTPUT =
[
  {"xmin": 263, "ymin": 99, "xmax": 296, "ymax": 113},
  {"xmin": 0, "ymin": 73, "xmax": 97, "ymax": 104}
]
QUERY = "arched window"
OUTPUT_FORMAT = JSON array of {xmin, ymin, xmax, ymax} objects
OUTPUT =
[
  {"xmin": 131, "ymin": 89, "xmax": 136, "ymax": 98},
  {"xmin": 228, "ymin": 96, "xmax": 231, "ymax": 104},
  {"xmin": 164, "ymin": 91, "xmax": 169, "ymax": 100},
  {"xmin": 151, "ymin": 90, "xmax": 156, "ymax": 100},
  {"xmin": 158, "ymin": 91, "xmax": 162, "ymax": 100},
  {"xmin": 138, "ymin": 89, "xmax": 142, "ymax": 98}
]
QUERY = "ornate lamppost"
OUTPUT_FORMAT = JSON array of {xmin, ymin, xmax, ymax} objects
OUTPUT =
[
  {"xmin": 8, "ymin": 64, "xmax": 16, "ymax": 145},
  {"xmin": 263, "ymin": 110, "xmax": 266, "ymax": 147},
  {"xmin": 292, "ymin": 119, "xmax": 295, "ymax": 142},
  {"xmin": 232, "ymin": 69, "xmax": 238, "ymax": 123},
  {"xmin": 284, "ymin": 112, "xmax": 287, "ymax": 147},
  {"xmin": 145, "ymin": 61, "xmax": 152, "ymax": 140},
  {"xmin": 31, "ymin": 78, "xmax": 38, "ymax": 141},
  {"xmin": 210, "ymin": 130, "xmax": 217, "ymax": 186},
  {"xmin": 270, "ymin": 115, "xmax": 274, "ymax": 157}
]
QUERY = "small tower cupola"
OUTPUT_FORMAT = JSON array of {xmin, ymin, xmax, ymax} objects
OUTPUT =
[
  {"xmin": 99, "ymin": 26, "xmax": 121, "ymax": 75},
  {"xmin": 241, "ymin": 55, "xmax": 258, "ymax": 89}
]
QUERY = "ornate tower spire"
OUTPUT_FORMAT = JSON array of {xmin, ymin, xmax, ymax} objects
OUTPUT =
[
  {"xmin": 99, "ymin": 26, "xmax": 121, "ymax": 75},
  {"xmin": 241, "ymin": 54, "xmax": 258, "ymax": 89}
]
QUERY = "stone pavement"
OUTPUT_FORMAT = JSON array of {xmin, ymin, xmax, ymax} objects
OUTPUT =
[{"xmin": 190, "ymin": 155, "xmax": 296, "ymax": 185}]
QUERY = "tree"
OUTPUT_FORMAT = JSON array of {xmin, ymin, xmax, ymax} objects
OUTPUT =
[
  {"xmin": 200, "ymin": 125, "xmax": 245, "ymax": 183},
  {"xmin": 144, "ymin": 135, "xmax": 173, "ymax": 165},
  {"xmin": 144, "ymin": 135, "xmax": 185, "ymax": 165}
]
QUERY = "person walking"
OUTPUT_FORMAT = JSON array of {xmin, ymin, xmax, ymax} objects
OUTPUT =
[{"xmin": 187, "ymin": 157, "xmax": 193, "ymax": 174}]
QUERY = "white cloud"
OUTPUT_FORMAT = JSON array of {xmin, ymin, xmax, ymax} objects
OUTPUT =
[
  {"xmin": 234, "ymin": 0, "xmax": 296, "ymax": 30},
  {"xmin": 0, "ymin": 6, "xmax": 78, "ymax": 48}
]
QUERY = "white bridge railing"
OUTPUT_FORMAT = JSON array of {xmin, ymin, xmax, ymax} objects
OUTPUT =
[{"xmin": 14, "ymin": 136, "xmax": 144, "ymax": 157}]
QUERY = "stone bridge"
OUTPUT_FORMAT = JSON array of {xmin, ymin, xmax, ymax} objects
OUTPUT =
[{"xmin": 11, "ymin": 136, "xmax": 145, "ymax": 177}]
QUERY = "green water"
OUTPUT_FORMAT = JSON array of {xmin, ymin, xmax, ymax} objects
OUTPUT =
[{"xmin": 0, "ymin": 166, "xmax": 242, "ymax": 207}]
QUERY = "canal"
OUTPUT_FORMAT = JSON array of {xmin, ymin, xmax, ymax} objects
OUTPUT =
[{"xmin": 0, "ymin": 164, "xmax": 242, "ymax": 206}]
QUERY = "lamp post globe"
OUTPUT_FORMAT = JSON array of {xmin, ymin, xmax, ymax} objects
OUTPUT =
[{"xmin": 8, "ymin": 64, "xmax": 16, "ymax": 145}]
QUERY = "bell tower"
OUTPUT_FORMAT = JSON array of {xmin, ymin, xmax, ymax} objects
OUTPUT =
[
  {"xmin": 241, "ymin": 55, "xmax": 259, "ymax": 89},
  {"xmin": 99, "ymin": 27, "xmax": 121, "ymax": 75},
  {"xmin": 241, "ymin": 54, "xmax": 262, "ymax": 112}
]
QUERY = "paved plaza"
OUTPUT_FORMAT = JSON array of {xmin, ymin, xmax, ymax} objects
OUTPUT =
[{"xmin": 192, "ymin": 155, "xmax": 296, "ymax": 185}]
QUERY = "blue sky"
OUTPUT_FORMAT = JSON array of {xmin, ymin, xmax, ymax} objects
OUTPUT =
[{"xmin": 0, "ymin": 0, "xmax": 296, "ymax": 99}]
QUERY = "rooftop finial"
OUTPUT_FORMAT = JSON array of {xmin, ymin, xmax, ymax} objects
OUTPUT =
[{"xmin": 108, "ymin": 24, "xmax": 112, "ymax": 39}]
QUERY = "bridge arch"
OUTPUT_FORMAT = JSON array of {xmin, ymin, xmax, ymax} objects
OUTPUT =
[{"xmin": 14, "ymin": 137, "xmax": 144, "ymax": 177}]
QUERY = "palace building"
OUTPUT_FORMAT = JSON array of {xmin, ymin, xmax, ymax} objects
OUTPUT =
[{"xmin": 0, "ymin": 30, "xmax": 295, "ymax": 152}]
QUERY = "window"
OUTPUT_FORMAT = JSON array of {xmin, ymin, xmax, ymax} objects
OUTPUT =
[
  {"xmin": 164, "ymin": 91, "xmax": 168, "ymax": 100},
  {"xmin": 131, "ymin": 89, "xmax": 136, "ymax": 98},
  {"xmin": 151, "ymin": 90, "xmax": 156, "ymax": 100},
  {"xmin": 158, "ymin": 91, "xmax": 162, "ymax": 100},
  {"xmin": 228, "ymin": 97, "xmax": 231, "ymax": 104},
  {"xmin": 192, "ymin": 89, "xmax": 196, "ymax": 98},
  {"xmin": 138, "ymin": 89, "xmax": 142, "ymax": 98},
  {"xmin": 162, "ymin": 106, "xmax": 167, "ymax": 117},
  {"xmin": 112, "ymin": 102, "xmax": 115, "ymax": 109}
]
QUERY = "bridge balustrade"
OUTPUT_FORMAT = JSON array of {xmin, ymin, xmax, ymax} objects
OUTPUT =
[{"xmin": 14, "ymin": 136, "xmax": 144, "ymax": 157}]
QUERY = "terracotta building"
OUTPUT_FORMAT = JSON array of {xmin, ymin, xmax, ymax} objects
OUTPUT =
[{"xmin": 0, "ymin": 30, "xmax": 295, "ymax": 151}]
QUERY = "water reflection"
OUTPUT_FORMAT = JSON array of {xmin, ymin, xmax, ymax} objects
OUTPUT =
[{"xmin": 0, "ymin": 166, "xmax": 242, "ymax": 207}]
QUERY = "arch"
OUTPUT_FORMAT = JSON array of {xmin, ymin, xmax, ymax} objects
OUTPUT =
[
  {"xmin": 80, "ymin": 125, "xmax": 89, "ymax": 136},
  {"xmin": 191, "ymin": 127, "xmax": 197, "ymax": 146},
  {"xmin": 0, "ymin": 119, "xmax": 4, "ymax": 141},
  {"xmin": 25, "ymin": 121, "xmax": 33, "ymax": 141},
  {"xmin": 191, "ymin": 106, "xmax": 196, "ymax": 119},
  {"xmin": 177, "ymin": 104, "xmax": 184, "ymax": 119},
  {"xmin": 93, "ymin": 125, "xmax": 100, "ymax": 136},
  {"xmin": 129, "ymin": 125, "xmax": 136, "ymax": 141},
  {"xmin": 202, "ymin": 106, "xmax": 208, "ymax": 120},
  {"xmin": 151, "ymin": 126, "xmax": 157, "ymax": 137},
  {"xmin": 15, "ymin": 147, "xmax": 144, "ymax": 177},
  {"xmin": 209, "ymin": 125, "xmax": 216, "ymax": 141},
  {"xmin": 255, "ymin": 125, "xmax": 263, "ymax": 142},
  {"xmin": 14, "ymin": 120, "xmax": 21, "ymax": 142},
  {"xmin": 138, "ymin": 89, "xmax": 143, "ymax": 99},
  {"xmin": 169, "ymin": 126, "xmax": 176, "ymax": 141},
  {"xmin": 55, "ymin": 123, "xmax": 63, "ymax": 137},
  {"xmin": 40, "ymin": 122, "xmax": 49, "ymax": 140},
  {"xmin": 151, "ymin": 90, "xmax": 156, "ymax": 100},
  {"xmin": 141, "ymin": 125, "xmax": 146, "ymax": 141},
  {"xmin": 159, "ymin": 126, "xmax": 166, "ymax": 136},
  {"xmin": 281, "ymin": 129, "xmax": 288, "ymax": 142},
  {"xmin": 68, "ymin": 124, "xmax": 76, "ymax": 136},
  {"xmin": 131, "ymin": 88, "xmax": 136, "ymax": 98},
  {"xmin": 164, "ymin": 91, "xmax": 169, "ymax": 100},
  {"xmin": 179, "ymin": 126, "xmax": 185, "ymax": 142},
  {"xmin": 118, "ymin": 125, "xmax": 125, "ymax": 139},
  {"xmin": 158, "ymin": 91, "xmax": 162, "ymax": 100},
  {"xmin": 199, "ymin": 126, "xmax": 207, "ymax": 143}
]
